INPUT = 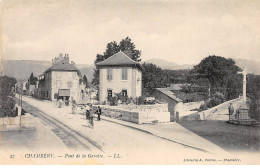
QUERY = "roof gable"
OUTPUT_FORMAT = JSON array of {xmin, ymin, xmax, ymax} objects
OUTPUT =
[
  {"xmin": 155, "ymin": 88, "xmax": 183, "ymax": 102},
  {"xmin": 96, "ymin": 51, "xmax": 141, "ymax": 67},
  {"xmin": 44, "ymin": 60, "xmax": 81, "ymax": 76}
]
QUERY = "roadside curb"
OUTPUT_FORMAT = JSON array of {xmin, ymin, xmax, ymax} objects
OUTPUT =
[{"xmin": 101, "ymin": 116, "xmax": 210, "ymax": 153}]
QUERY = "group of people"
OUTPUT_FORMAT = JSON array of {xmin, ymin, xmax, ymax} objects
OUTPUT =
[{"xmin": 84, "ymin": 104, "xmax": 102, "ymax": 128}]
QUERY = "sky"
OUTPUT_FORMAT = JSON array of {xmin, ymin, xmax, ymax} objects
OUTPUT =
[{"xmin": 1, "ymin": 0, "xmax": 260, "ymax": 65}]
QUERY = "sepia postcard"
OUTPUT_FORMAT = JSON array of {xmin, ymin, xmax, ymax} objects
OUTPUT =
[{"xmin": 0, "ymin": 0, "xmax": 259, "ymax": 165}]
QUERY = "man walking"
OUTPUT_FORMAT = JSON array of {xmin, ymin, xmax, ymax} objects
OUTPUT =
[
  {"xmin": 85, "ymin": 104, "xmax": 90, "ymax": 120},
  {"xmin": 88, "ymin": 104, "xmax": 94, "ymax": 128},
  {"xmin": 228, "ymin": 103, "xmax": 234, "ymax": 121},
  {"xmin": 95, "ymin": 106, "xmax": 102, "ymax": 121}
]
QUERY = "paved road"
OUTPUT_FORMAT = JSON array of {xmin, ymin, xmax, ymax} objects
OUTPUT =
[
  {"xmin": 23, "ymin": 103, "xmax": 103, "ymax": 152},
  {"xmin": 180, "ymin": 98, "xmax": 260, "ymax": 156},
  {"xmin": 206, "ymin": 98, "xmax": 244, "ymax": 120},
  {"xmin": 0, "ymin": 114, "xmax": 66, "ymax": 152},
  {"xmin": 20, "ymin": 96, "xmax": 210, "ymax": 164}
]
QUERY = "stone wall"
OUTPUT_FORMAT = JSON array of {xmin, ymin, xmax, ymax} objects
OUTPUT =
[
  {"xmin": 182, "ymin": 101, "xmax": 204, "ymax": 111},
  {"xmin": 199, "ymin": 97, "xmax": 243, "ymax": 120},
  {"xmin": 100, "ymin": 103, "xmax": 170, "ymax": 124},
  {"xmin": 180, "ymin": 97, "xmax": 242, "ymax": 121},
  {"xmin": 0, "ymin": 106, "xmax": 34, "ymax": 131}
]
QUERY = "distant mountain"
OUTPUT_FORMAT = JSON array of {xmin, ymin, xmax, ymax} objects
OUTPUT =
[
  {"xmin": 79, "ymin": 66, "xmax": 94, "ymax": 81},
  {"xmin": 144, "ymin": 59, "xmax": 194, "ymax": 70},
  {"xmin": 1, "ymin": 60, "xmax": 94, "ymax": 81},
  {"xmin": 2, "ymin": 57, "xmax": 259, "ymax": 82},
  {"xmin": 233, "ymin": 58, "xmax": 260, "ymax": 75},
  {"xmin": 144, "ymin": 58, "xmax": 260, "ymax": 75},
  {"xmin": 2, "ymin": 60, "xmax": 52, "ymax": 80}
]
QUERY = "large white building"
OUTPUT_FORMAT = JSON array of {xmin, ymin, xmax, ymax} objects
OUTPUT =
[
  {"xmin": 96, "ymin": 51, "xmax": 142, "ymax": 104},
  {"xmin": 36, "ymin": 54, "xmax": 82, "ymax": 102}
]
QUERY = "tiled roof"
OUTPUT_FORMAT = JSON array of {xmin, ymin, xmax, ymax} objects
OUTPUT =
[
  {"xmin": 45, "ymin": 60, "xmax": 81, "ymax": 76},
  {"xmin": 96, "ymin": 51, "xmax": 142, "ymax": 69},
  {"xmin": 168, "ymin": 83, "xmax": 191, "ymax": 91},
  {"xmin": 155, "ymin": 88, "xmax": 183, "ymax": 102}
]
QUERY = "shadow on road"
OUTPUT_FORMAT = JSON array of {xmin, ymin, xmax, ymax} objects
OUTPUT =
[{"xmin": 179, "ymin": 120, "xmax": 260, "ymax": 153}]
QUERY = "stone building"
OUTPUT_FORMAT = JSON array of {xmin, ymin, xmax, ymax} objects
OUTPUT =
[
  {"xmin": 151, "ymin": 88, "xmax": 183, "ymax": 121},
  {"xmin": 37, "ymin": 54, "xmax": 82, "ymax": 102},
  {"xmin": 96, "ymin": 51, "xmax": 142, "ymax": 104},
  {"xmin": 14, "ymin": 80, "xmax": 27, "ymax": 95},
  {"xmin": 26, "ymin": 83, "xmax": 35, "ymax": 96}
]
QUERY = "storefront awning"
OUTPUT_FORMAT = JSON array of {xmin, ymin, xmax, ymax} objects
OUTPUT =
[{"xmin": 58, "ymin": 89, "xmax": 70, "ymax": 97}]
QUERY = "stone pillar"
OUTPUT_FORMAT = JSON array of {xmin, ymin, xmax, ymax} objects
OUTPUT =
[
  {"xmin": 176, "ymin": 112, "xmax": 179, "ymax": 123},
  {"xmin": 17, "ymin": 106, "xmax": 22, "ymax": 116},
  {"xmin": 238, "ymin": 68, "xmax": 247, "ymax": 101},
  {"xmin": 243, "ymin": 76, "xmax": 246, "ymax": 101}
]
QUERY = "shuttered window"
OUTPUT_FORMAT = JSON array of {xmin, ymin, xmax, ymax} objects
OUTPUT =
[
  {"xmin": 122, "ymin": 68, "xmax": 128, "ymax": 80},
  {"xmin": 107, "ymin": 69, "xmax": 113, "ymax": 80},
  {"xmin": 107, "ymin": 90, "xmax": 112, "ymax": 98}
]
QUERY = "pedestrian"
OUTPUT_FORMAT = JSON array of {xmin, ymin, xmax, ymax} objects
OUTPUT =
[
  {"xmin": 85, "ymin": 104, "xmax": 90, "ymax": 120},
  {"xmin": 95, "ymin": 106, "xmax": 102, "ymax": 121},
  {"xmin": 88, "ymin": 104, "xmax": 94, "ymax": 128},
  {"xmin": 228, "ymin": 103, "xmax": 234, "ymax": 121},
  {"xmin": 58, "ymin": 98, "xmax": 63, "ymax": 108}
]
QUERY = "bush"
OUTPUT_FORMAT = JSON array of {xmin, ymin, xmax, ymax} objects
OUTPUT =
[
  {"xmin": 214, "ymin": 92, "xmax": 225, "ymax": 102},
  {"xmin": 0, "ymin": 97, "xmax": 16, "ymax": 117},
  {"xmin": 136, "ymin": 96, "xmax": 146, "ymax": 105},
  {"xmin": 207, "ymin": 97, "xmax": 222, "ymax": 108},
  {"xmin": 199, "ymin": 103, "xmax": 208, "ymax": 111},
  {"xmin": 126, "ymin": 97, "xmax": 134, "ymax": 105},
  {"xmin": 198, "ymin": 96, "xmax": 223, "ymax": 111},
  {"xmin": 108, "ymin": 96, "xmax": 118, "ymax": 106},
  {"xmin": 249, "ymin": 91, "xmax": 260, "ymax": 121},
  {"xmin": 146, "ymin": 99, "xmax": 155, "ymax": 104}
]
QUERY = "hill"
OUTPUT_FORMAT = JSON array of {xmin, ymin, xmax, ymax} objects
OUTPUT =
[
  {"xmin": 1, "ymin": 60, "xmax": 94, "ymax": 81},
  {"xmin": 233, "ymin": 58, "xmax": 260, "ymax": 75},
  {"xmin": 1, "ymin": 57, "xmax": 259, "ymax": 82},
  {"xmin": 144, "ymin": 58, "xmax": 260, "ymax": 74},
  {"xmin": 144, "ymin": 59, "xmax": 194, "ymax": 70}
]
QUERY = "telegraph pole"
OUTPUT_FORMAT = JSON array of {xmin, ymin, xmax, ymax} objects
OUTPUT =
[{"xmin": 21, "ymin": 83, "xmax": 23, "ymax": 107}]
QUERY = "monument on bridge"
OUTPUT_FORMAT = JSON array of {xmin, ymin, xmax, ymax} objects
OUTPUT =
[
  {"xmin": 228, "ymin": 67, "xmax": 256, "ymax": 125},
  {"xmin": 237, "ymin": 67, "xmax": 248, "ymax": 101}
]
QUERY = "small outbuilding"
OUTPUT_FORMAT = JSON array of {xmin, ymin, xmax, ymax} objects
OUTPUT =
[{"xmin": 151, "ymin": 88, "xmax": 183, "ymax": 121}]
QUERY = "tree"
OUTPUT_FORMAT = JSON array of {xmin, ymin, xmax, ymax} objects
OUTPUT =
[
  {"xmin": 192, "ymin": 55, "xmax": 242, "ymax": 100},
  {"xmin": 248, "ymin": 75, "xmax": 260, "ymax": 121},
  {"xmin": 29, "ymin": 72, "xmax": 38, "ymax": 85},
  {"xmin": 0, "ymin": 75, "xmax": 17, "ymax": 117},
  {"xmin": 142, "ymin": 63, "xmax": 169, "ymax": 96},
  {"xmin": 92, "ymin": 37, "xmax": 141, "ymax": 86},
  {"xmin": 119, "ymin": 37, "xmax": 141, "ymax": 62},
  {"xmin": 0, "ymin": 75, "xmax": 17, "ymax": 101},
  {"xmin": 82, "ymin": 75, "xmax": 89, "ymax": 88}
]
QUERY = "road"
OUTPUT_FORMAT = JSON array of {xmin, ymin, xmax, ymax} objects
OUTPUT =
[
  {"xmin": 19, "ymin": 96, "xmax": 211, "ymax": 164},
  {"xmin": 180, "ymin": 98, "xmax": 260, "ymax": 154},
  {"xmin": 206, "ymin": 98, "xmax": 244, "ymax": 120}
]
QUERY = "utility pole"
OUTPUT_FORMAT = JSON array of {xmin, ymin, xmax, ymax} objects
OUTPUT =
[
  {"xmin": 208, "ymin": 84, "xmax": 211, "ymax": 101},
  {"xmin": 21, "ymin": 83, "xmax": 23, "ymax": 107}
]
